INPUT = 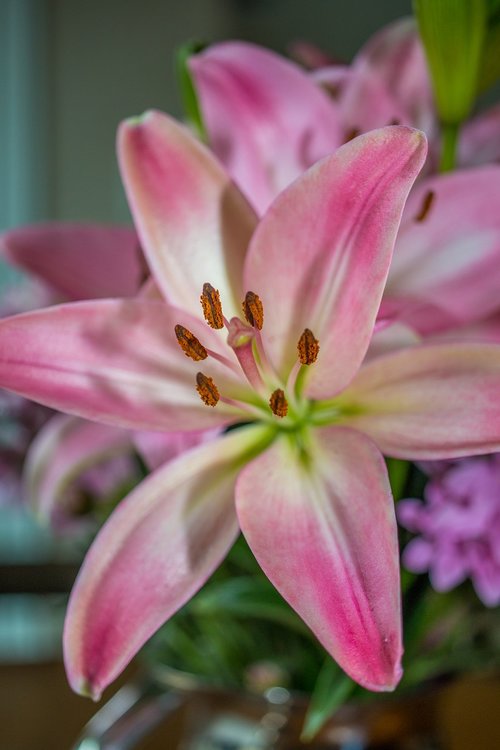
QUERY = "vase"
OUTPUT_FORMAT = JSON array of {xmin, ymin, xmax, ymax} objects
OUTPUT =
[{"xmin": 70, "ymin": 665, "xmax": 449, "ymax": 749}]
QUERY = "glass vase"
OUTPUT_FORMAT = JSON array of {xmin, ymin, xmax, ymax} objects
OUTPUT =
[{"xmin": 70, "ymin": 665, "xmax": 447, "ymax": 749}]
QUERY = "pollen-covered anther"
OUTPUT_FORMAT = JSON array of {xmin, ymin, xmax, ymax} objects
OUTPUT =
[
  {"xmin": 200, "ymin": 283, "xmax": 224, "ymax": 329},
  {"xmin": 414, "ymin": 190, "xmax": 435, "ymax": 222},
  {"xmin": 298, "ymin": 328, "xmax": 320, "ymax": 365},
  {"xmin": 174, "ymin": 324, "xmax": 208, "ymax": 361},
  {"xmin": 269, "ymin": 388, "xmax": 288, "ymax": 418},
  {"xmin": 196, "ymin": 372, "xmax": 220, "ymax": 407},
  {"xmin": 242, "ymin": 291, "xmax": 264, "ymax": 330}
]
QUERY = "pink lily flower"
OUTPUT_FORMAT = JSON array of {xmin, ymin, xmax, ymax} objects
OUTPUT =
[
  {"xmin": 1, "ymin": 112, "xmax": 500, "ymax": 700},
  {"xmin": 190, "ymin": 25, "xmax": 500, "ymax": 184},
  {"xmin": 190, "ymin": 41, "xmax": 500, "ymax": 344}
]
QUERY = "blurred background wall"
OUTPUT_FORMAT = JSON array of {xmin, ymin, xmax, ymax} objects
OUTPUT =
[{"xmin": 1, "ymin": 0, "xmax": 412, "ymax": 230}]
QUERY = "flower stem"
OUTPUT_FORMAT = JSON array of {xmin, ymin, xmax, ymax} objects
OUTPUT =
[{"xmin": 439, "ymin": 122, "xmax": 459, "ymax": 172}]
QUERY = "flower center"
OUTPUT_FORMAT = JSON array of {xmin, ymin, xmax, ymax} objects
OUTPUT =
[{"xmin": 175, "ymin": 283, "xmax": 320, "ymax": 422}]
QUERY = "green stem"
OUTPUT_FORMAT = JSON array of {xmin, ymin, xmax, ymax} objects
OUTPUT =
[{"xmin": 439, "ymin": 122, "xmax": 460, "ymax": 172}]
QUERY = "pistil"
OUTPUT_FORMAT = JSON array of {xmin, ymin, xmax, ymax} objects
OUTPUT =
[{"xmin": 227, "ymin": 317, "xmax": 265, "ymax": 391}]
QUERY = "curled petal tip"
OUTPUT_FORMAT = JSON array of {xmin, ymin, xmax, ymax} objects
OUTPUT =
[
  {"xmin": 73, "ymin": 677, "xmax": 102, "ymax": 702},
  {"xmin": 121, "ymin": 110, "xmax": 157, "ymax": 129}
]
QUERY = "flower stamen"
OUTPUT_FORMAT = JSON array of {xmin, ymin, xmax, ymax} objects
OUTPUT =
[
  {"xmin": 414, "ymin": 190, "xmax": 435, "ymax": 222},
  {"xmin": 242, "ymin": 291, "xmax": 264, "ymax": 330},
  {"xmin": 200, "ymin": 283, "xmax": 224, "ymax": 329},
  {"xmin": 269, "ymin": 388, "xmax": 288, "ymax": 418},
  {"xmin": 297, "ymin": 328, "xmax": 319, "ymax": 365},
  {"xmin": 195, "ymin": 372, "xmax": 220, "ymax": 407},
  {"xmin": 175, "ymin": 324, "xmax": 208, "ymax": 361}
]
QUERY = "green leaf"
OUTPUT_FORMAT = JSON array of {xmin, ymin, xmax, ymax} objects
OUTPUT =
[
  {"xmin": 301, "ymin": 658, "xmax": 356, "ymax": 742},
  {"xmin": 191, "ymin": 577, "xmax": 310, "ymax": 635},
  {"xmin": 175, "ymin": 41, "xmax": 206, "ymax": 140},
  {"xmin": 386, "ymin": 458, "xmax": 410, "ymax": 501},
  {"xmin": 414, "ymin": 0, "xmax": 487, "ymax": 124}
]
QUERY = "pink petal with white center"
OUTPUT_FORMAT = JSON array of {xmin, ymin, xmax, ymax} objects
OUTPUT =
[
  {"xmin": 459, "ymin": 103, "xmax": 500, "ymax": 167},
  {"xmin": 189, "ymin": 42, "xmax": 343, "ymax": 214},
  {"xmin": 0, "ymin": 224, "xmax": 143, "ymax": 300},
  {"xmin": 383, "ymin": 167, "xmax": 500, "ymax": 335},
  {"xmin": 244, "ymin": 127, "xmax": 427, "ymax": 397},
  {"xmin": 236, "ymin": 427, "xmax": 402, "ymax": 692},
  {"xmin": 25, "ymin": 414, "xmax": 133, "ymax": 525},
  {"xmin": 133, "ymin": 427, "xmax": 219, "ymax": 471},
  {"xmin": 338, "ymin": 343, "xmax": 500, "ymax": 459},
  {"xmin": 118, "ymin": 111, "xmax": 257, "ymax": 318},
  {"xmin": 64, "ymin": 425, "xmax": 268, "ymax": 699},
  {"xmin": 0, "ymin": 299, "xmax": 248, "ymax": 432}
]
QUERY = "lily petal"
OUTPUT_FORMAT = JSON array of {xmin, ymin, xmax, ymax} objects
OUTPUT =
[
  {"xmin": 384, "ymin": 167, "xmax": 500, "ymax": 334},
  {"xmin": 341, "ymin": 17, "xmax": 434, "ymax": 134},
  {"xmin": 0, "ymin": 299, "xmax": 247, "ymax": 431},
  {"xmin": 0, "ymin": 224, "xmax": 143, "ymax": 300},
  {"xmin": 25, "ymin": 414, "xmax": 133, "ymax": 525},
  {"xmin": 64, "ymin": 425, "xmax": 269, "ymax": 699},
  {"xmin": 236, "ymin": 426, "xmax": 402, "ymax": 691},
  {"xmin": 118, "ymin": 111, "xmax": 257, "ymax": 318},
  {"xmin": 460, "ymin": 103, "xmax": 500, "ymax": 167},
  {"xmin": 133, "ymin": 427, "xmax": 219, "ymax": 471},
  {"xmin": 244, "ymin": 126, "xmax": 427, "ymax": 397},
  {"xmin": 189, "ymin": 42, "xmax": 343, "ymax": 214},
  {"xmin": 338, "ymin": 343, "xmax": 500, "ymax": 459}
]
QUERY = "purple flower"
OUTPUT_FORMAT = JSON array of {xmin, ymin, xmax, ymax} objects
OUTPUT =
[{"xmin": 398, "ymin": 457, "xmax": 500, "ymax": 606}]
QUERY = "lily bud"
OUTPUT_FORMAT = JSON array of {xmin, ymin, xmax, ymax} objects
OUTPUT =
[{"xmin": 414, "ymin": 0, "xmax": 487, "ymax": 124}]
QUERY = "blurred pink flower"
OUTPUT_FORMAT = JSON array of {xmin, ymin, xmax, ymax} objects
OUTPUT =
[
  {"xmin": 398, "ymin": 458, "xmax": 500, "ymax": 606},
  {"xmin": 189, "ymin": 37, "xmax": 500, "ymax": 346}
]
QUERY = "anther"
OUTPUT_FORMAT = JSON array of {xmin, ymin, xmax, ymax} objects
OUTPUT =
[
  {"xmin": 200, "ymin": 283, "xmax": 224, "ymax": 329},
  {"xmin": 242, "ymin": 291, "xmax": 264, "ymax": 330},
  {"xmin": 175, "ymin": 325, "xmax": 208, "ymax": 361},
  {"xmin": 297, "ymin": 328, "xmax": 319, "ymax": 365},
  {"xmin": 414, "ymin": 190, "xmax": 435, "ymax": 222},
  {"xmin": 269, "ymin": 388, "xmax": 288, "ymax": 418},
  {"xmin": 345, "ymin": 127, "xmax": 360, "ymax": 143},
  {"xmin": 196, "ymin": 372, "xmax": 220, "ymax": 407}
]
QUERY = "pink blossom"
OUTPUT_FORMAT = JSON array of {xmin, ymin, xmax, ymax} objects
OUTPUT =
[
  {"xmin": 189, "ymin": 38, "xmax": 500, "ymax": 345},
  {"xmin": 0, "ymin": 112, "xmax": 497, "ymax": 701},
  {"xmin": 398, "ymin": 458, "xmax": 500, "ymax": 606},
  {"xmin": 0, "ymin": 114, "xmax": 430, "ymax": 696}
]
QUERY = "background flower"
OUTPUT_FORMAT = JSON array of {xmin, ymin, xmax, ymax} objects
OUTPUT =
[{"xmin": 398, "ymin": 457, "xmax": 500, "ymax": 607}]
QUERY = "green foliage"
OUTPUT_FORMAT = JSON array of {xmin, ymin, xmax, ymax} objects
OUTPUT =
[
  {"xmin": 175, "ymin": 41, "xmax": 206, "ymax": 140},
  {"xmin": 301, "ymin": 659, "xmax": 356, "ymax": 742}
]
